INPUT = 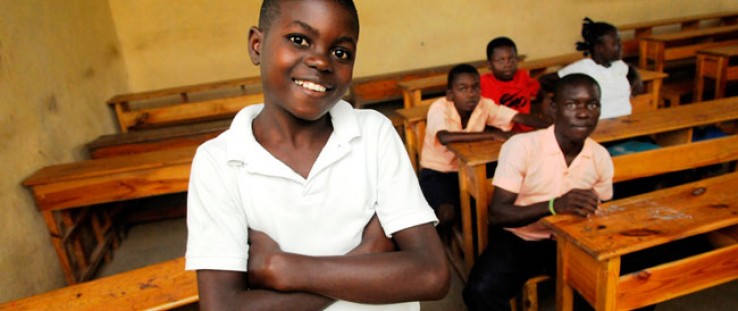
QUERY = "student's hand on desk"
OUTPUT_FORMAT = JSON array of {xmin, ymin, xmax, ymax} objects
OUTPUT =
[
  {"xmin": 556, "ymin": 189, "xmax": 599, "ymax": 217},
  {"xmin": 348, "ymin": 214, "xmax": 396, "ymax": 255},
  {"xmin": 247, "ymin": 229, "xmax": 283, "ymax": 290}
]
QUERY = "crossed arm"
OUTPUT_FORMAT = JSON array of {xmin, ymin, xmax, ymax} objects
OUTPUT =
[{"xmin": 197, "ymin": 216, "xmax": 450, "ymax": 310}]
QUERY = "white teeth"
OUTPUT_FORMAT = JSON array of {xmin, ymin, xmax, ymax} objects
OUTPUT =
[{"xmin": 294, "ymin": 80, "xmax": 327, "ymax": 93}]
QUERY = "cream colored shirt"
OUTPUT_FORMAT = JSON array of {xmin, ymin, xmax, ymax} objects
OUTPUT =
[
  {"xmin": 493, "ymin": 125, "xmax": 613, "ymax": 241},
  {"xmin": 420, "ymin": 97, "xmax": 517, "ymax": 172}
]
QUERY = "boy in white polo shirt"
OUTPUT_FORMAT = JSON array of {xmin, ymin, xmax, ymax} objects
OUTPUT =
[{"xmin": 185, "ymin": 1, "xmax": 449, "ymax": 310}]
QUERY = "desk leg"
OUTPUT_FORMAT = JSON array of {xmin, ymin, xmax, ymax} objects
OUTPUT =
[
  {"xmin": 715, "ymin": 56, "xmax": 728, "ymax": 99},
  {"xmin": 473, "ymin": 165, "xmax": 490, "ymax": 255},
  {"xmin": 41, "ymin": 210, "xmax": 77, "ymax": 284},
  {"xmin": 557, "ymin": 237, "xmax": 621, "ymax": 311},
  {"xmin": 556, "ymin": 239, "xmax": 574, "ymax": 311},
  {"xmin": 695, "ymin": 54, "xmax": 707, "ymax": 102},
  {"xmin": 458, "ymin": 163, "xmax": 474, "ymax": 276},
  {"xmin": 403, "ymin": 120, "xmax": 418, "ymax": 172}
]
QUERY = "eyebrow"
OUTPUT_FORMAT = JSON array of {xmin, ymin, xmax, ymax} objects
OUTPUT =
[{"xmin": 289, "ymin": 20, "xmax": 357, "ymax": 46}]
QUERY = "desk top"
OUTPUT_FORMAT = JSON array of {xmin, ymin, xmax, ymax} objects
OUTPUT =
[
  {"xmin": 698, "ymin": 44, "xmax": 738, "ymax": 57},
  {"xmin": 447, "ymin": 96, "xmax": 738, "ymax": 167},
  {"xmin": 642, "ymin": 24, "xmax": 738, "ymax": 42},
  {"xmin": 618, "ymin": 11, "xmax": 738, "ymax": 31},
  {"xmin": 543, "ymin": 172, "xmax": 738, "ymax": 261}
]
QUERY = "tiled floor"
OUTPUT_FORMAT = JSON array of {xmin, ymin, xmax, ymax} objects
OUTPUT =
[{"xmin": 98, "ymin": 217, "xmax": 738, "ymax": 310}]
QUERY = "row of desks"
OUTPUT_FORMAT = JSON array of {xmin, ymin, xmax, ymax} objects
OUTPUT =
[{"xmin": 447, "ymin": 96, "xmax": 738, "ymax": 275}]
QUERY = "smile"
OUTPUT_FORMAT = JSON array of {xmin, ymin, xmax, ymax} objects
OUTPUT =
[{"xmin": 294, "ymin": 79, "xmax": 328, "ymax": 93}]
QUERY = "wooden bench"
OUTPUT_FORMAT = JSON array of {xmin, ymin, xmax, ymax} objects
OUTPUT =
[
  {"xmin": 639, "ymin": 24, "xmax": 738, "ymax": 73},
  {"xmin": 695, "ymin": 45, "xmax": 738, "ymax": 101},
  {"xmin": 0, "ymin": 257, "xmax": 197, "ymax": 311},
  {"xmin": 544, "ymin": 170, "xmax": 738, "ymax": 310},
  {"xmin": 23, "ymin": 147, "xmax": 196, "ymax": 284},
  {"xmin": 618, "ymin": 11, "xmax": 738, "ymax": 59},
  {"xmin": 396, "ymin": 69, "xmax": 667, "ymax": 172},
  {"xmin": 445, "ymin": 97, "xmax": 738, "ymax": 276},
  {"xmin": 108, "ymin": 77, "xmax": 263, "ymax": 133}
]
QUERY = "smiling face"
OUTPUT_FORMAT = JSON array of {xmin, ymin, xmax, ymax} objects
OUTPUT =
[
  {"xmin": 447, "ymin": 72, "xmax": 481, "ymax": 114},
  {"xmin": 552, "ymin": 81, "xmax": 601, "ymax": 143},
  {"xmin": 488, "ymin": 46, "xmax": 518, "ymax": 81},
  {"xmin": 248, "ymin": 0, "xmax": 358, "ymax": 121}
]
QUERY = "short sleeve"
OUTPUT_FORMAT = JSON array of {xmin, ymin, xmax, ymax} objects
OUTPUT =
[
  {"xmin": 375, "ymin": 117, "xmax": 438, "ymax": 236},
  {"xmin": 425, "ymin": 98, "xmax": 457, "ymax": 140},
  {"xmin": 492, "ymin": 136, "xmax": 527, "ymax": 194},
  {"xmin": 185, "ymin": 142, "xmax": 250, "ymax": 272},
  {"xmin": 484, "ymin": 99, "xmax": 517, "ymax": 132},
  {"xmin": 558, "ymin": 59, "xmax": 588, "ymax": 78},
  {"xmin": 593, "ymin": 145, "xmax": 614, "ymax": 201}
]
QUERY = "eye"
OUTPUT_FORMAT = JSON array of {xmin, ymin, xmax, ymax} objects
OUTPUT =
[
  {"xmin": 332, "ymin": 48, "xmax": 352, "ymax": 61},
  {"xmin": 287, "ymin": 34, "xmax": 309, "ymax": 47},
  {"xmin": 565, "ymin": 102, "xmax": 577, "ymax": 110},
  {"xmin": 587, "ymin": 102, "xmax": 600, "ymax": 110}
]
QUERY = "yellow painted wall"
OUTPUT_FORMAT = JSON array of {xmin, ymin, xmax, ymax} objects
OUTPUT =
[
  {"xmin": 0, "ymin": 0, "xmax": 128, "ymax": 302},
  {"xmin": 109, "ymin": 0, "xmax": 738, "ymax": 92},
  {"xmin": 3, "ymin": 0, "xmax": 738, "ymax": 303}
]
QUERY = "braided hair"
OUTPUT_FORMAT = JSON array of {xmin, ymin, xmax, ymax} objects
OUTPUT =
[{"xmin": 576, "ymin": 17, "xmax": 617, "ymax": 57}]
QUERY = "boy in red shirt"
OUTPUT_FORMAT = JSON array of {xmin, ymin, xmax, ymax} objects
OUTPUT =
[{"xmin": 480, "ymin": 37, "xmax": 548, "ymax": 132}]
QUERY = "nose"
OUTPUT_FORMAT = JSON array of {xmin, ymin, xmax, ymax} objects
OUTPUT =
[
  {"xmin": 575, "ymin": 105, "xmax": 591, "ymax": 118},
  {"xmin": 304, "ymin": 52, "xmax": 331, "ymax": 73}
]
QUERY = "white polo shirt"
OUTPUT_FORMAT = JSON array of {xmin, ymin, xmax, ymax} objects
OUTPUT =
[
  {"xmin": 558, "ymin": 58, "xmax": 632, "ymax": 119},
  {"xmin": 186, "ymin": 101, "xmax": 437, "ymax": 311}
]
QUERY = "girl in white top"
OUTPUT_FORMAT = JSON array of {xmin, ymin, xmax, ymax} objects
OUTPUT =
[{"xmin": 544, "ymin": 18, "xmax": 643, "ymax": 119}]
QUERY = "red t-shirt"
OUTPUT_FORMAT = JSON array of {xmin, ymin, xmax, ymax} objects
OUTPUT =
[{"xmin": 480, "ymin": 70, "xmax": 540, "ymax": 132}]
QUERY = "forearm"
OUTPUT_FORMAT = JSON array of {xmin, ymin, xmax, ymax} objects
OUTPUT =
[
  {"xmin": 488, "ymin": 200, "xmax": 551, "ymax": 228},
  {"xmin": 267, "ymin": 225, "xmax": 449, "ymax": 304},
  {"xmin": 197, "ymin": 270, "xmax": 333, "ymax": 311}
]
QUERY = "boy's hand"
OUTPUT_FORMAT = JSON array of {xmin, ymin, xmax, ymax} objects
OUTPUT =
[
  {"xmin": 348, "ymin": 215, "xmax": 396, "ymax": 255},
  {"xmin": 247, "ymin": 229, "xmax": 283, "ymax": 290},
  {"xmin": 555, "ymin": 189, "xmax": 599, "ymax": 217}
]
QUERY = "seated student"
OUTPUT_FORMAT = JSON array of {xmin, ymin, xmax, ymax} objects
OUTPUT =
[
  {"xmin": 481, "ymin": 36, "xmax": 550, "ymax": 132},
  {"xmin": 463, "ymin": 74, "xmax": 614, "ymax": 311},
  {"xmin": 419, "ymin": 64, "xmax": 549, "ymax": 231},
  {"xmin": 540, "ymin": 18, "xmax": 644, "ymax": 120},
  {"xmin": 185, "ymin": 1, "xmax": 449, "ymax": 310}
]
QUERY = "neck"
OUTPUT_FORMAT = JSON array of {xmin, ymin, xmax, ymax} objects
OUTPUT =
[
  {"xmin": 554, "ymin": 128, "xmax": 585, "ymax": 166},
  {"xmin": 253, "ymin": 104, "xmax": 333, "ymax": 146},
  {"xmin": 458, "ymin": 110, "xmax": 472, "ymax": 128},
  {"xmin": 591, "ymin": 54, "xmax": 612, "ymax": 68}
]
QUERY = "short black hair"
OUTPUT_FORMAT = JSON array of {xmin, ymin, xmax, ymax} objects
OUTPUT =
[
  {"xmin": 447, "ymin": 64, "xmax": 480, "ymax": 90},
  {"xmin": 259, "ymin": 0, "xmax": 359, "ymax": 33},
  {"xmin": 575, "ymin": 17, "xmax": 617, "ymax": 57},
  {"xmin": 555, "ymin": 73, "xmax": 601, "ymax": 102},
  {"xmin": 486, "ymin": 36, "xmax": 517, "ymax": 61}
]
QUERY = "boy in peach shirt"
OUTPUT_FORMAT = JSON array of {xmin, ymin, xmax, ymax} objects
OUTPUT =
[
  {"xmin": 419, "ymin": 64, "xmax": 549, "ymax": 231},
  {"xmin": 463, "ymin": 73, "xmax": 612, "ymax": 311}
]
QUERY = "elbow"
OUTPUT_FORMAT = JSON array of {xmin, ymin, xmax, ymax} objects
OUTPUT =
[{"xmin": 418, "ymin": 257, "xmax": 451, "ymax": 300}]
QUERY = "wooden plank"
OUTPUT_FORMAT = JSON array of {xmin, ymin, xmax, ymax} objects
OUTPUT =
[
  {"xmin": 0, "ymin": 257, "xmax": 197, "ymax": 311},
  {"xmin": 643, "ymin": 24, "xmax": 738, "ymax": 42},
  {"xmin": 611, "ymin": 134, "xmax": 738, "ymax": 182},
  {"xmin": 544, "ymin": 171, "xmax": 738, "ymax": 261},
  {"xmin": 616, "ymin": 243, "xmax": 738, "ymax": 310},
  {"xmin": 618, "ymin": 12, "xmax": 738, "ymax": 32},
  {"xmin": 86, "ymin": 119, "xmax": 231, "ymax": 159},
  {"xmin": 118, "ymin": 93, "xmax": 263, "ymax": 131},
  {"xmin": 108, "ymin": 76, "xmax": 261, "ymax": 105}
]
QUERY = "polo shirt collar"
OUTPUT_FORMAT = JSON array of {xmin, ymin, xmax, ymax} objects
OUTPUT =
[
  {"xmin": 224, "ymin": 100, "xmax": 360, "ymax": 166},
  {"xmin": 542, "ymin": 125, "xmax": 594, "ymax": 160}
]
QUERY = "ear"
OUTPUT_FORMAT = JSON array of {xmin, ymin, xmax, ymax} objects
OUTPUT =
[{"xmin": 248, "ymin": 26, "xmax": 263, "ymax": 65}]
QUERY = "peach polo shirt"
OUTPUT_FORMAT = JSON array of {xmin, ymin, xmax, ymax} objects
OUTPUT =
[
  {"xmin": 493, "ymin": 125, "xmax": 614, "ymax": 241},
  {"xmin": 420, "ymin": 97, "xmax": 517, "ymax": 173}
]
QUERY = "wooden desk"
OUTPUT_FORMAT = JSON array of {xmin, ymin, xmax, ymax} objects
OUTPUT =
[
  {"xmin": 0, "ymin": 257, "xmax": 197, "ymax": 311},
  {"xmin": 23, "ymin": 147, "xmax": 196, "ymax": 284},
  {"xmin": 109, "ymin": 78, "xmax": 262, "ymax": 133},
  {"xmin": 695, "ymin": 45, "xmax": 738, "ymax": 101},
  {"xmin": 639, "ymin": 25, "xmax": 738, "ymax": 72},
  {"xmin": 619, "ymin": 11, "xmax": 738, "ymax": 58},
  {"xmin": 395, "ymin": 104, "xmax": 432, "ymax": 172},
  {"xmin": 87, "ymin": 119, "xmax": 230, "ymax": 159},
  {"xmin": 447, "ymin": 97, "xmax": 738, "ymax": 274},
  {"xmin": 543, "ymin": 172, "xmax": 738, "ymax": 310}
]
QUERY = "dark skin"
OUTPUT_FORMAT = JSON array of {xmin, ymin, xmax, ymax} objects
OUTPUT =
[
  {"xmin": 197, "ymin": 1, "xmax": 449, "ymax": 310},
  {"xmin": 539, "ymin": 30, "xmax": 644, "ymax": 96},
  {"xmin": 488, "ymin": 45, "xmax": 552, "ymax": 125},
  {"xmin": 488, "ymin": 82, "xmax": 603, "ymax": 228},
  {"xmin": 436, "ymin": 72, "xmax": 550, "ymax": 145}
]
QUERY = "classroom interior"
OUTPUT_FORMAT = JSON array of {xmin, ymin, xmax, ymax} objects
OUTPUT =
[{"xmin": 3, "ymin": 0, "xmax": 738, "ymax": 310}]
